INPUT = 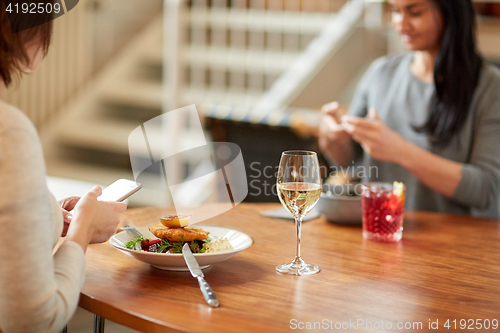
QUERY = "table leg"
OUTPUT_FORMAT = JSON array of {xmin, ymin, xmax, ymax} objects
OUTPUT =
[{"xmin": 93, "ymin": 315, "xmax": 105, "ymax": 333}]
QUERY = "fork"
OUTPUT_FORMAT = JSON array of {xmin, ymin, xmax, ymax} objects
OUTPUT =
[{"xmin": 122, "ymin": 225, "xmax": 144, "ymax": 237}]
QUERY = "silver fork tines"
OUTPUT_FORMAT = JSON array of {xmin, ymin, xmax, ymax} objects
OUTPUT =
[{"xmin": 122, "ymin": 225, "xmax": 143, "ymax": 237}]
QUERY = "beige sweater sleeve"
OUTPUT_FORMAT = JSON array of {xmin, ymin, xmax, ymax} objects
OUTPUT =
[{"xmin": 0, "ymin": 110, "xmax": 86, "ymax": 333}]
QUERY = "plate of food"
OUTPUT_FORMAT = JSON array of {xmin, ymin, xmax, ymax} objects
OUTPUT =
[{"xmin": 110, "ymin": 216, "xmax": 253, "ymax": 271}]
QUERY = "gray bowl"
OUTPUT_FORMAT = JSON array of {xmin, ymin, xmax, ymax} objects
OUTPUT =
[{"xmin": 317, "ymin": 184, "xmax": 362, "ymax": 224}]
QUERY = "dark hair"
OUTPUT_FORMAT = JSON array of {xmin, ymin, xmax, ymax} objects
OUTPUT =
[
  {"xmin": 0, "ymin": 0, "xmax": 53, "ymax": 87},
  {"xmin": 416, "ymin": 0, "xmax": 483, "ymax": 147}
]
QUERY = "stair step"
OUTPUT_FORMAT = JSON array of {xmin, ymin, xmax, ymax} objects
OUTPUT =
[
  {"xmin": 188, "ymin": 8, "xmax": 334, "ymax": 34},
  {"xmin": 98, "ymin": 80, "xmax": 163, "ymax": 109},
  {"xmin": 98, "ymin": 102, "xmax": 161, "ymax": 123},
  {"xmin": 185, "ymin": 46, "xmax": 298, "ymax": 73},
  {"xmin": 183, "ymin": 87, "xmax": 261, "ymax": 108},
  {"xmin": 58, "ymin": 112, "xmax": 143, "ymax": 155},
  {"xmin": 97, "ymin": 75, "xmax": 263, "ymax": 112},
  {"xmin": 140, "ymin": 47, "xmax": 301, "ymax": 72}
]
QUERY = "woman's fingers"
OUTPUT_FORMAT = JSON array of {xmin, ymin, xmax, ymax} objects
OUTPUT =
[
  {"xmin": 61, "ymin": 209, "xmax": 72, "ymax": 237},
  {"xmin": 321, "ymin": 101, "xmax": 343, "ymax": 123},
  {"xmin": 60, "ymin": 196, "xmax": 80, "ymax": 211},
  {"xmin": 319, "ymin": 101, "xmax": 350, "ymax": 140},
  {"xmin": 342, "ymin": 117, "xmax": 378, "ymax": 138},
  {"xmin": 342, "ymin": 115, "xmax": 376, "ymax": 129},
  {"xmin": 323, "ymin": 112, "xmax": 341, "ymax": 131},
  {"xmin": 90, "ymin": 186, "xmax": 103, "ymax": 197},
  {"xmin": 367, "ymin": 107, "xmax": 379, "ymax": 120},
  {"xmin": 80, "ymin": 186, "xmax": 103, "ymax": 202},
  {"xmin": 321, "ymin": 101, "xmax": 339, "ymax": 114},
  {"xmin": 351, "ymin": 130, "xmax": 376, "ymax": 144},
  {"xmin": 62, "ymin": 209, "xmax": 72, "ymax": 222},
  {"xmin": 342, "ymin": 107, "xmax": 379, "ymax": 129},
  {"xmin": 111, "ymin": 201, "xmax": 128, "ymax": 214},
  {"xmin": 342, "ymin": 114, "xmax": 380, "ymax": 144}
]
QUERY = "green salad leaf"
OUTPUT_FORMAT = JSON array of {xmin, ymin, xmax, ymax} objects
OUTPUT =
[
  {"xmin": 125, "ymin": 235, "xmax": 147, "ymax": 250},
  {"xmin": 157, "ymin": 239, "xmax": 171, "ymax": 253}
]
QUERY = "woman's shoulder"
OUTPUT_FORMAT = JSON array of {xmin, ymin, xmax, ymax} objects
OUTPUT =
[
  {"xmin": 476, "ymin": 63, "xmax": 500, "ymax": 102},
  {"xmin": 479, "ymin": 62, "xmax": 500, "ymax": 87},
  {"xmin": 473, "ymin": 63, "xmax": 500, "ymax": 118},
  {"xmin": 0, "ymin": 100, "xmax": 37, "ymax": 136}
]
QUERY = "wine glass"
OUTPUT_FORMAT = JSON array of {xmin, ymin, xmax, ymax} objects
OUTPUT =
[{"xmin": 276, "ymin": 150, "xmax": 321, "ymax": 275}]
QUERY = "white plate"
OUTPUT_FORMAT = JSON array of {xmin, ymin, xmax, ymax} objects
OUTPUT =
[{"xmin": 110, "ymin": 225, "xmax": 253, "ymax": 271}]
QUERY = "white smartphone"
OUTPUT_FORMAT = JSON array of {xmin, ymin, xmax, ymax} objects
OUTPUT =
[{"xmin": 97, "ymin": 179, "xmax": 142, "ymax": 202}]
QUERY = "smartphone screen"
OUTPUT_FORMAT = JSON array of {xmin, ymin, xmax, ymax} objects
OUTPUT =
[{"xmin": 98, "ymin": 179, "xmax": 142, "ymax": 202}]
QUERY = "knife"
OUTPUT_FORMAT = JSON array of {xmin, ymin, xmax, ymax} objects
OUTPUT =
[{"xmin": 182, "ymin": 243, "xmax": 220, "ymax": 308}]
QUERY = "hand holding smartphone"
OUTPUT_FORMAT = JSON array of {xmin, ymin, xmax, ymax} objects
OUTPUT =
[
  {"xmin": 67, "ymin": 179, "xmax": 141, "ymax": 216},
  {"xmin": 97, "ymin": 179, "xmax": 142, "ymax": 202}
]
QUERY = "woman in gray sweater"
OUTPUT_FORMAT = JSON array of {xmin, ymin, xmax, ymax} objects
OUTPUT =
[
  {"xmin": 0, "ymin": 6, "xmax": 127, "ymax": 333},
  {"xmin": 319, "ymin": 0, "xmax": 500, "ymax": 216}
]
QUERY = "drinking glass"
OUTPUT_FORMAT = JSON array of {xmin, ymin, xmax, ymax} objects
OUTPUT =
[
  {"xmin": 276, "ymin": 150, "xmax": 321, "ymax": 275},
  {"xmin": 361, "ymin": 182, "xmax": 406, "ymax": 242}
]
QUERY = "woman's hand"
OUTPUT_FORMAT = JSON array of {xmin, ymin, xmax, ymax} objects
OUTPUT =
[
  {"xmin": 342, "ymin": 108, "xmax": 408, "ymax": 164},
  {"xmin": 318, "ymin": 102, "xmax": 351, "ymax": 147},
  {"xmin": 58, "ymin": 196, "xmax": 80, "ymax": 237},
  {"xmin": 65, "ymin": 186, "xmax": 127, "ymax": 250},
  {"xmin": 318, "ymin": 102, "xmax": 355, "ymax": 165}
]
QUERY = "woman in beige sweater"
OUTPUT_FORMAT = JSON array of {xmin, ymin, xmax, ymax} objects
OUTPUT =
[{"xmin": 0, "ymin": 5, "xmax": 127, "ymax": 333}]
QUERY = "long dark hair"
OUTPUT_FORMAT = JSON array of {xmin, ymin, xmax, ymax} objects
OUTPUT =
[{"xmin": 416, "ymin": 0, "xmax": 483, "ymax": 147}]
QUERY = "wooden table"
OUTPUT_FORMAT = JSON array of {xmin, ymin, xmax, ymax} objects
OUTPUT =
[{"xmin": 79, "ymin": 203, "xmax": 500, "ymax": 332}]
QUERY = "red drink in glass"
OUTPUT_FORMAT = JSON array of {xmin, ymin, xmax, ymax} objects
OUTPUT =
[{"xmin": 361, "ymin": 183, "xmax": 406, "ymax": 242}]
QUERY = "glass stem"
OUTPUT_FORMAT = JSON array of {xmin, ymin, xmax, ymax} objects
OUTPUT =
[{"xmin": 295, "ymin": 215, "xmax": 303, "ymax": 260}]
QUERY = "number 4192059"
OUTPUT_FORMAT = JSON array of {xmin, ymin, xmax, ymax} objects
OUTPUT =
[{"xmin": 444, "ymin": 319, "xmax": 498, "ymax": 330}]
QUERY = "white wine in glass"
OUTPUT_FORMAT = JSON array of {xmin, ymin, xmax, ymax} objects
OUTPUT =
[{"xmin": 276, "ymin": 150, "xmax": 321, "ymax": 275}]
